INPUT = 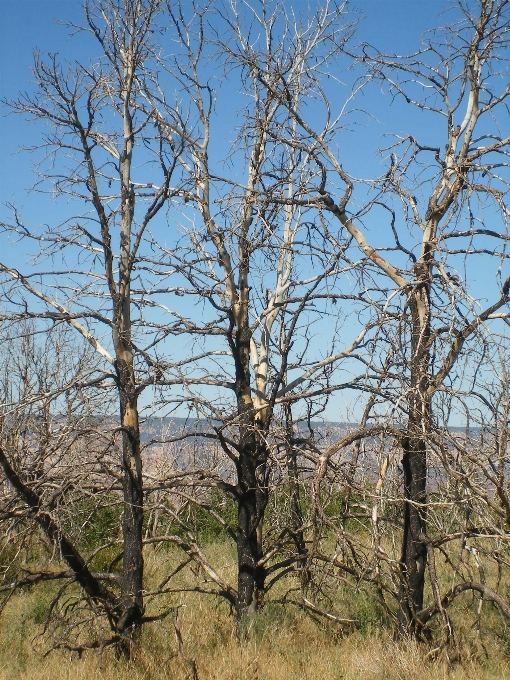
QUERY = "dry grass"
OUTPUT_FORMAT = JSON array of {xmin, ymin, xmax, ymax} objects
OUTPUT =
[{"xmin": 0, "ymin": 544, "xmax": 509, "ymax": 680}]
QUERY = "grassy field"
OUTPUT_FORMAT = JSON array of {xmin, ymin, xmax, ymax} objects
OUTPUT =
[{"xmin": 1, "ymin": 542, "xmax": 509, "ymax": 680}]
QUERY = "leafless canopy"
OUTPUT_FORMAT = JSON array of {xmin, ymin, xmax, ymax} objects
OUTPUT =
[{"xmin": 0, "ymin": 0, "xmax": 509, "ymax": 661}]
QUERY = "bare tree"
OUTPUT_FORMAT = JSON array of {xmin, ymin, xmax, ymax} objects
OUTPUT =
[
  {"xmin": 0, "ymin": 0, "xmax": 186, "ymax": 643},
  {"xmin": 2, "ymin": 0, "xmax": 509, "ymax": 656},
  {"xmin": 138, "ymin": 0, "xmax": 374, "ymax": 619},
  {"xmin": 0, "ymin": 0, "xmax": 367, "ymax": 638},
  {"xmin": 260, "ymin": 0, "xmax": 510, "ymax": 637},
  {"xmin": 0, "ymin": 322, "xmax": 120, "ymax": 634}
]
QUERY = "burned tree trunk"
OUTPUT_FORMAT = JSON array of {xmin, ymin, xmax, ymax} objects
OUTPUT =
[
  {"xmin": 232, "ymin": 311, "xmax": 269, "ymax": 617},
  {"xmin": 116, "ymin": 359, "xmax": 144, "ymax": 635},
  {"xmin": 398, "ymin": 265, "xmax": 431, "ymax": 634},
  {"xmin": 236, "ymin": 429, "xmax": 268, "ymax": 616},
  {"xmin": 399, "ymin": 432, "xmax": 428, "ymax": 632}
]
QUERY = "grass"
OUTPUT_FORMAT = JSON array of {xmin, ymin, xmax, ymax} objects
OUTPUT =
[{"xmin": 0, "ymin": 543, "xmax": 509, "ymax": 680}]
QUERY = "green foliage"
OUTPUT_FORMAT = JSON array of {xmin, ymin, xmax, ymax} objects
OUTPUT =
[
  {"xmin": 322, "ymin": 490, "xmax": 344, "ymax": 518},
  {"xmin": 89, "ymin": 544, "xmax": 123, "ymax": 573},
  {"xmin": 351, "ymin": 587, "xmax": 390, "ymax": 637},
  {"xmin": 80, "ymin": 497, "xmax": 122, "ymax": 552},
  {"xmin": 322, "ymin": 490, "xmax": 371, "ymax": 535},
  {"xmin": 189, "ymin": 490, "xmax": 237, "ymax": 544},
  {"xmin": 28, "ymin": 592, "xmax": 49, "ymax": 625}
]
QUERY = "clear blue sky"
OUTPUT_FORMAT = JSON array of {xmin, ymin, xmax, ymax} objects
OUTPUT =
[
  {"xmin": 1, "ymin": 1, "xmax": 507, "ymax": 424},
  {"xmin": 1, "ymin": 0, "xmax": 501, "ymax": 294},
  {"xmin": 1, "ymin": 0, "xmax": 445, "ymax": 250}
]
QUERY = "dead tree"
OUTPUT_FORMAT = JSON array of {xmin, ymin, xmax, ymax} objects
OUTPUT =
[
  {"xmin": 0, "ymin": 0, "xmax": 367, "ymax": 636},
  {"xmin": 0, "ymin": 323, "xmax": 121, "ymax": 627},
  {"xmin": 354, "ymin": 0, "xmax": 510, "ymax": 633},
  {"xmin": 255, "ymin": 0, "xmax": 510, "ymax": 636},
  {"xmin": 0, "ymin": 0, "xmax": 185, "ymax": 643},
  {"xmin": 3, "ymin": 0, "xmax": 508, "ymax": 649},
  {"xmin": 141, "ymin": 0, "xmax": 367, "ymax": 619}
]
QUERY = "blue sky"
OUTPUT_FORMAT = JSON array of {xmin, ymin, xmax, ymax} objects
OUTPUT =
[
  {"xmin": 0, "ymin": 0, "xmax": 450, "ymax": 299},
  {"xmin": 0, "ymin": 1, "xmax": 507, "ymax": 423},
  {"xmin": 1, "ymin": 0, "xmax": 445, "ymax": 249}
]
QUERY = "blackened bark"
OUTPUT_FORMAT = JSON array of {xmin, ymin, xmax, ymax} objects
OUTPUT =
[
  {"xmin": 235, "ymin": 401, "xmax": 269, "ymax": 615},
  {"xmin": 116, "ymin": 359, "xmax": 144, "ymax": 635},
  {"xmin": 236, "ymin": 437, "xmax": 267, "ymax": 616},
  {"xmin": 397, "ymin": 271, "xmax": 430, "ymax": 635},
  {"xmin": 398, "ymin": 432, "xmax": 427, "ymax": 633},
  {"xmin": 232, "ymin": 316, "xmax": 268, "ymax": 617}
]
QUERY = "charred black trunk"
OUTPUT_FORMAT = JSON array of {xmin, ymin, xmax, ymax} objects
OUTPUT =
[
  {"xmin": 397, "ymin": 272, "xmax": 430, "ymax": 635},
  {"xmin": 116, "ymin": 360, "xmax": 144, "ymax": 637},
  {"xmin": 236, "ymin": 438, "xmax": 268, "ymax": 616},
  {"xmin": 235, "ymin": 394, "xmax": 269, "ymax": 617},
  {"xmin": 398, "ymin": 431, "xmax": 427, "ymax": 633},
  {"xmin": 232, "ymin": 313, "xmax": 268, "ymax": 618}
]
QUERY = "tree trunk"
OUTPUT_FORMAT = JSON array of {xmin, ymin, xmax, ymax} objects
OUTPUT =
[
  {"xmin": 233, "ymin": 317, "xmax": 268, "ymax": 618},
  {"xmin": 236, "ymin": 438, "xmax": 267, "ymax": 616},
  {"xmin": 398, "ymin": 430, "xmax": 427, "ymax": 633},
  {"xmin": 116, "ymin": 359, "xmax": 144, "ymax": 637},
  {"xmin": 235, "ymin": 388, "xmax": 269, "ymax": 617},
  {"xmin": 397, "ymin": 268, "xmax": 430, "ymax": 635}
]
